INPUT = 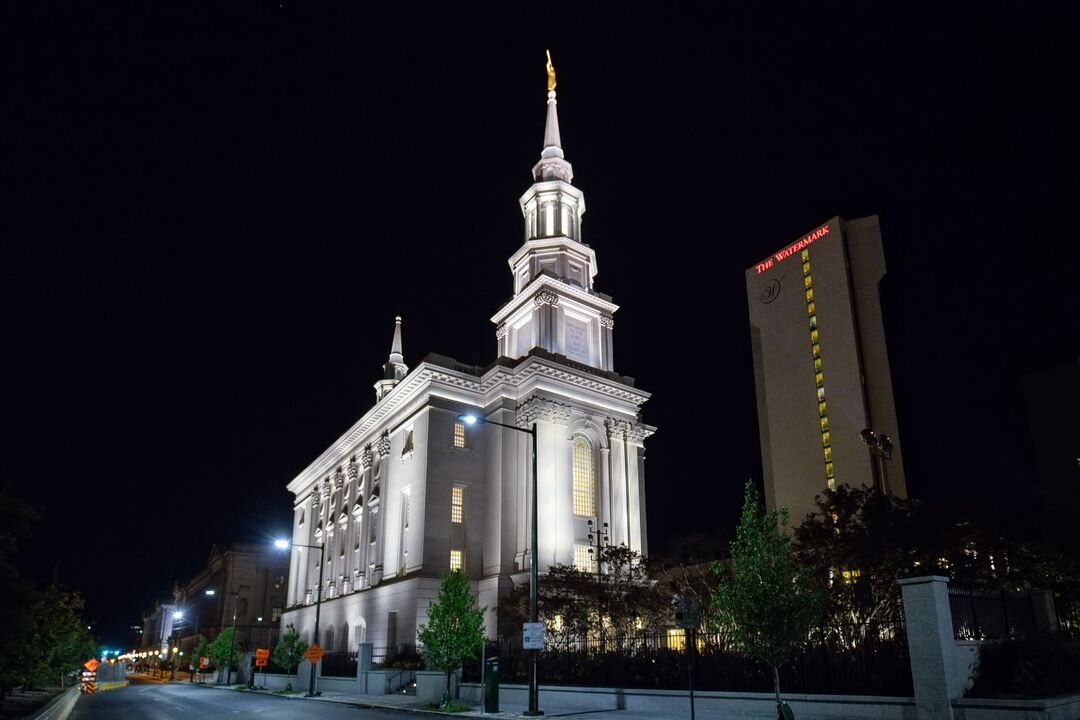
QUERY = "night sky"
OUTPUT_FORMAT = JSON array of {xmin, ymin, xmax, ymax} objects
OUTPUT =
[{"xmin": 7, "ymin": 4, "xmax": 1079, "ymax": 647}]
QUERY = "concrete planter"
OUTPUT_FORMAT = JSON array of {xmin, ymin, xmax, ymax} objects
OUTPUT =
[{"xmin": 416, "ymin": 670, "xmax": 458, "ymax": 704}]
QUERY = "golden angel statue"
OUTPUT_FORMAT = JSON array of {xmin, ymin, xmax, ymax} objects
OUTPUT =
[{"xmin": 546, "ymin": 49, "xmax": 557, "ymax": 92}]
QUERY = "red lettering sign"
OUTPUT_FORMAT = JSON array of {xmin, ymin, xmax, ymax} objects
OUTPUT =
[{"xmin": 755, "ymin": 224, "xmax": 830, "ymax": 274}]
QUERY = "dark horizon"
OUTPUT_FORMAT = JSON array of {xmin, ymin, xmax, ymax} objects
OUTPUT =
[{"xmin": 7, "ymin": 4, "xmax": 1079, "ymax": 647}]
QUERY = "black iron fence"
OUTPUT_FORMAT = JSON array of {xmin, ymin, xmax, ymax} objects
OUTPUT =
[
  {"xmin": 464, "ymin": 623, "xmax": 912, "ymax": 696},
  {"xmin": 320, "ymin": 651, "xmax": 358, "ymax": 678},
  {"xmin": 948, "ymin": 587, "xmax": 1038, "ymax": 640}
]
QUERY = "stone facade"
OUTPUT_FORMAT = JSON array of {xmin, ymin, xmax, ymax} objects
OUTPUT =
[{"xmin": 280, "ymin": 77, "xmax": 655, "ymax": 654}]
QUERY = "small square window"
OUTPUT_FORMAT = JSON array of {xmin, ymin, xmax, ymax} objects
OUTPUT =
[
  {"xmin": 825, "ymin": 462, "xmax": 834, "ymax": 478},
  {"xmin": 804, "ymin": 275, "xmax": 812, "ymax": 290},
  {"xmin": 807, "ymin": 302, "xmax": 815, "ymax": 315},
  {"xmin": 815, "ymin": 372, "xmax": 824, "ymax": 388},
  {"xmin": 818, "ymin": 401, "xmax": 828, "ymax": 417},
  {"xmin": 453, "ymin": 422, "xmax": 466, "ymax": 449},
  {"xmin": 450, "ymin": 550, "xmax": 464, "ymax": 572},
  {"xmin": 820, "ymin": 415, "xmax": 829, "ymax": 431},
  {"xmin": 822, "ymin": 431, "xmax": 831, "ymax": 446},
  {"xmin": 801, "ymin": 250, "xmax": 810, "ymax": 262},
  {"xmin": 814, "ymin": 358, "xmax": 822, "ymax": 372},
  {"xmin": 805, "ymin": 288, "xmax": 814, "ymax": 303},
  {"xmin": 809, "ymin": 315, "xmax": 817, "ymax": 330},
  {"xmin": 823, "ymin": 446, "xmax": 833, "ymax": 462},
  {"xmin": 812, "ymin": 343, "xmax": 820, "ymax": 359},
  {"xmin": 810, "ymin": 329, "xmax": 819, "ymax": 344},
  {"xmin": 802, "ymin": 261, "xmax": 811, "ymax": 276},
  {"xmin": 817, "ymin": 386, "xmax": 826, "ymax": 402}
]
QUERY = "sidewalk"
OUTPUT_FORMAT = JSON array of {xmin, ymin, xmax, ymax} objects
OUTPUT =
[{"xmin": 170, "ymin": 677, "xmax": 652, "ymax": 720}]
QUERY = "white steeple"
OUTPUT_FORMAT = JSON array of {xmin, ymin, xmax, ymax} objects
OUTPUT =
[
  {"xmin": 492, "ymin": 53, "xmax": 617, "ymax": 372},
  {"xmin": 374, "ymin": 316, "xmax": 408, "ymax": 401}
]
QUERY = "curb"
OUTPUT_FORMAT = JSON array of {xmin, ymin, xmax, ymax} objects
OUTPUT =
[{"xmin": 31, "ymin": 686, "xmax": 80, "ymax": 720}]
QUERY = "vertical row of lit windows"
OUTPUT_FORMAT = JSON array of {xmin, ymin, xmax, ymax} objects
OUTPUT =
[
  {"xmin": 451, "ymin": 486, "xmax": 464, "ymax": 524},
  {"xmin": 572, "ymin": 436, "xmax": 596, "ymax": 517},
  {"xmin": 803, "ymin": 250, "xmax": 835, "ymax": 490},
  {"xmin": 453, "ymin": 421, "xmax": 466, "ymax": 448},
  {"xmin": 449, "ymin": 549, "xmax": 464, "ymax": 571}
]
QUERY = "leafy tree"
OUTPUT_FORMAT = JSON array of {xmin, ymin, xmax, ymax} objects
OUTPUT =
[
  {"xmin": 207, "ymin": 628, "xmax": 240, "ymax": 681},
  {"xmin": 272, "ymin": 624, "xmax": 306, "ymax": 674},
  {"xmin": 712, "ymin": 481, "xmax": 825, "ymax": 708},
  {"xmin": 192, "ymin": 635, "xmax": 209, "ymax": 672},
  {"xmin": 793, "ymin": 485, "xmax": 937, "ymax": 631},
  {"xmin": 0, "ymin": 489, "xmax": 96, "ymax": 697},
  {"xmin": 418, "ymin": 571, "xmax": 486, "ymax": 703},
  {"xmin": 502, "ymin": 544, "xmax": 669, "ymax": 643}
]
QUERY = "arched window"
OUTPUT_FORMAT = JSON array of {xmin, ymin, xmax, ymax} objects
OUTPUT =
[{"xmin": 572, "ymin": 436, "xmax": 596, "ymax": 517}]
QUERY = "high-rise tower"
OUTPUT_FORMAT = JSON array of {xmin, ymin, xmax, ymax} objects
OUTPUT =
[{"xmin": 746, "ymin": 216, "xmax": 907, "ymax": 524}]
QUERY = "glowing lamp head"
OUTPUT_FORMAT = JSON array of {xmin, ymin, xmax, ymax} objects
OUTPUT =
[
  {"xmin": 173, "ymin": 611, "xmax": 183, "ymax": 620},
  {"xmin": 458, "ymin": 414, "xmax": 478, "ymax": 425},
  {"xmin": 274, "ymin": 539, "xmax": 290, "ymax": 550},
  {"xmin": 204, "ymin": 589, "xmax": 216, "ymax": 596}
]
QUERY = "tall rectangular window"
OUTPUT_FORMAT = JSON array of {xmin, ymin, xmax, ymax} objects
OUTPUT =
[
  {"xmin": 453, "ymin": 421, "xmax": 466, "ymax": 448},
  {"xmin": 572, "ymin": 436, "xmax": 596, "ymax": 517},
  {"xmin": 450, "ymin": 550, "xmax": 464, "ymax": 572},
  {"xmin": 451, "ymin": 486, "xmax": 464, "ymax": 524}
]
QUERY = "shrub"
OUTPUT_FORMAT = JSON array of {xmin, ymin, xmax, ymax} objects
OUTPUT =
[{"xmin": 968, "ymin": 637, "xmax": 1080, "ymax": 698}]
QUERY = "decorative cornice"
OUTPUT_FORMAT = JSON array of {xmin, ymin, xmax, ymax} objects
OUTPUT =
[
  {"xmin": 506, "ymin": 236, "xmax": 596, "ymax": 275},
  {"xmin": 288, "ymin": 356, "xmax": 650, "ymax": 497},
  {"xmin": 346, "ymin": 458, "xmax": 359, "ymax": 483},
  {"xmin": 495, "ymin": 323, "xmax": 508, "ymax": 340},
  {"xmin": 605, "ymin": 418, "xmax": 655, "ymax": 444},
  {"xmin": 534, "ymin": 291, "xmax": 559, "ymax": 308},
  {"xmin": 599, "ymin": 314, "xmax": 614, "ymax": 329},
  {"xmin": 360, "ymin": 447, "xmax": 373, "ymax": 470},
  {"xmin": 321, "ymin": 480, "xmax": 332, "ymax": 498},
  {"xmin": 491, "ymin": 273, "xmax": 618, "ymax": 325},
  {"xmin": 376, "ymin": 432, "xmax": 391, "ymax": 458},
  {"xmin": 332, "ymin": 467, "xmax": 344, "ymax": 490},
  {"xmin": 516, "ymin": 395, "xmax": 572, "ymax": 427}
]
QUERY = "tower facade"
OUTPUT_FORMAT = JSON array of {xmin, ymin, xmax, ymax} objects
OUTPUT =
[
  {"xmin": 279, "ymin": 64, "xmax": 654, "ymax": 657},
  {"xmin": 746, "ymin": 216, "xmax": 906, "ymax": 525}
]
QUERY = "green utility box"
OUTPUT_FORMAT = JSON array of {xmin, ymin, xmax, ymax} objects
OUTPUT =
[{"xmin": 483, "ymin": 656, "xmax": 499, "ymax": 713}]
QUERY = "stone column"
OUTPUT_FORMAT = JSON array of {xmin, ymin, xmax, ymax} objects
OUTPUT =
[
  {"xmin": 899, "ymin": 575, "xmax": 958, "ymax": 720},
  {"xmin": 599, "ymin": 314, "xmax": 614, "ymax": 371}
]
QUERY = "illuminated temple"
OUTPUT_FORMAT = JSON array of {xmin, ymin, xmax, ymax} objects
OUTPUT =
[{"xmin": 279, "ymin": 64, "xmax": 655, "ymax": 655}]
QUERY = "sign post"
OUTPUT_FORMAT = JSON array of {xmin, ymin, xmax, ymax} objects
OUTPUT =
[
  {"xmin": 522, "ymin": 622, "xmax": 544, "ymax": 650},
  {"xmin": 673, "ymin": 595, "xmax": 701, "ymax": 720},
  {"xmin": 81, "ymin": 658, "xmax": 99, "ymax": 694},
  {"xmin": 255, "ymin": 648, "xmax": 270, "ymax": 689}
]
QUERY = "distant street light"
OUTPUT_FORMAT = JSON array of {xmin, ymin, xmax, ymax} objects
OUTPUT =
[
  {"xmin": 275, "ymin": 539, "xmax": 326, "ymax": 697},
  {"xmin": 205, "ymin": 587, "xmax": 241, "ymax": 686},
  {"xmin": 459, "ymin": 412, "xmax": 542, "ymax": 716}
]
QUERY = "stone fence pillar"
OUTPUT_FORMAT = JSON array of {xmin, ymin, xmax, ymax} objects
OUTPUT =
[{"xmin": 899, "ymin": 576, "xmax": 959, "ymax": 720}]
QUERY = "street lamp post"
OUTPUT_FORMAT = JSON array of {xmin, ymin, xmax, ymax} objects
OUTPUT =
[
  {"xmin": 460, "ymin": 413, "xmax": 542, "ymax": 716},
  {"xmin": 859, "ymin": 428, "xmax": 894, "ymax": 495},
  {"xmin": 275, "ymin": 538, "xmax": 325, "ymax": 697}
]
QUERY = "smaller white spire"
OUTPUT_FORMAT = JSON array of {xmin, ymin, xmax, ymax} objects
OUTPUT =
[
  {"xmin": 374, "ymin": 316, "xmax": 408, "ymax": 401},
  {"xmin": 389, "ymin": 315, "xmax": 403, "ymax": 365}
]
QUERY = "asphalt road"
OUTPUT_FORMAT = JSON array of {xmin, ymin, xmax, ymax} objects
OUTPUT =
[{"xmin": 70, "ymin": 676, "xmax": 406, "ymax": 719}]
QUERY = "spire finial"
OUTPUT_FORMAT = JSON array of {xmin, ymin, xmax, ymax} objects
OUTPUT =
[
  {"xmin": 389, "ymin": 316, "xmax": 403, "ymax": 361},
  {"xmin": 546, "ymin": 49, "xmax": 557, "ymax": 93}
]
